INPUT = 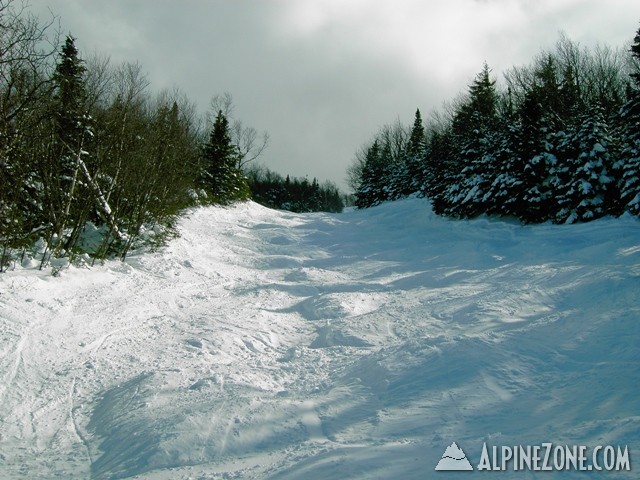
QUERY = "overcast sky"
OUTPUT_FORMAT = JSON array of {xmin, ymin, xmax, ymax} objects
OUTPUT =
[{"xmin": 30, "ymin": 0, "xmax": 640, "ymax": 190}]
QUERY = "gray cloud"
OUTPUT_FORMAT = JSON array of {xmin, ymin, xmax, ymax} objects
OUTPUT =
[{"xmin": 30, "ymin": 0, "xmax": 640, "ymax": 190}]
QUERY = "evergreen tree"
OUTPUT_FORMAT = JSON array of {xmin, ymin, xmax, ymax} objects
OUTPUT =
[
  {"xmin": 631, "ymin": 25, "xmax": 640, "ymax": 87},
  {"xmin": 556, "ymin": 107, "xmax": 616, "ymax": 222},
  {"xmin": 202, "ymin": 110, "xmax": 250, "ymax": 204},
  {"xmin": 452, "ymin": 63, "xmax": 496, "ymax": 143},
  {"xmin": 53, "ymin": 35, "xmax": 88, "ymax": 153},
  {"xmin": 404, "ymin": 108, "xmax": 427, "ymax": 194},
  {"xmin": 423, "ymin": 128, "xmax": 456, "ymax": 213},
  {"xmin": 445, "ymin": 123, "xmax": 498, "ymax": 217},
  {"xmin": 355, "ymin": 140, "xmax": 387, "ymax": 208},
  {"xmin": 618, "ymin": 24, "xmax": 640, "ymax": 215},
  {"xmin": 484, "ymin": 117, "xmax": 523, "ymax": 217},
  {"xmin": 533, "ymin": 55, "xmax": 563, "ymax": 128},
  {"xmin": 446, "ymin": 64, "xmax": 499, "ymax": 217},
  {"xmin": 407, "ymin": 109, "xmax": 425, "ymax": 158},
  {"xmin": 47, "ymin": 34, "xmax": 93, "ymax": 252},
  {"xmin": 512, "ymin": 59, "xmax": 568, "ymax": 222},
  {"xmin": 349, "ymin": 28, "xmax": 639, "ymax": 224},
  {"xmin": 558, "ymin": 64, "xmax": 582, "ymax": 122},
  {"xmin": 618, "ymin": 105, "xmax": 640, "ymax": 215},
  {"xmin": 386, "ymin": 157, "xmax": 412, "ymax": 201}
]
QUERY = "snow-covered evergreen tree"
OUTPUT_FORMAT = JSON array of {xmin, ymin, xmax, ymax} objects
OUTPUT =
[
  {"xmin": 445, "ymin": 123, "xmax": 497, "ymax": 217},
  {"xmin": 404, "ymin": 108, "xmax": 427, "ymax": 195},
  {"xmin": 202, "ymin": 110, "xmax": 250, "ymax": 204},
  {"xmin": 484, "ymin": 116, "xmax": 523, "ymax": 217},
  {"xmin": 513, "ymin": 59, "xmax": 569, "ymax": 223},
  {"xmin": 355, "ymin": 140, "xmax": 387, "ymax": 208},
  {"xmin": 445, "ymin": 64, "xmax": 499, "ymax": 217},
  {"xmin": 618, "ymin": 99, "xmax": 640, "ymax": 215},
  {"xmin": 617, "ymin": 25, "xmax": 640, "ymax": 216},
  {"xmin": 48, "ymin": 34, "xmax": 94, "ymax": 252},
  {"xmin": 556, "ymin": 107, "xmax": 616, "ymax": 222},
  {"xmin": 53, "ymin": 36, "xmax": 88, "ymax": 147},
  {"xmin": 384, "ymin": 158, "xmax": 411, "ymax": 201},
  {"xmin": 423, "ymin": 128, "xmax": 456, "ymax": 213}
]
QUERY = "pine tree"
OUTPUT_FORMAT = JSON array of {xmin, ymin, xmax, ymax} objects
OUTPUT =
[
  {"xmin": 512, "ymin": 60, "xmax": 566, "ymax": 222},
  {"xmin": 558, "ymin": 64, "xmax": 582, "ymax": 123},
  {"xmin": 446, "ymin": 64, "xmax": 499, "ymax": 217},
  {"xmin": 445, "ymin": 123, "xmax": 498, "ymax": 217},
  {"xmin": 452, "ymin": 63, "xmax": 498, "ymax": 140},
  {"xmin": 202, "ymin": 110, "xmax": 250, "ymax": 204},
  {"xmin": 423, "ymin": 128, "xmax": 457, "ymax": 213},
  {"xmin": 53, "ymin": 35, "xmax": 88, "ymax": 152},
  {"xmin": 355, "ymin": 140, "xmax": 386, "ymax": 208},
  {"xmin": 46, "ymin": 34, "xmax": 93, "ymax": 253},
  {"xmin": 556, "ymin": 107, "xmax": 616, "ymax": 222},
  {"xmin": 485, "ymin": 117, "xmax": 523, "ymax": 217},
  {"xmin": 532, "ymin": 55, "xmax": 563, "ymax": 129},
  {"xmin": 631, "ymin": 25, "xmax": 640, "ymax": 87},
  {"xmin": 618, "ymin": 24, "xmax": 640, "ymax": 216},
  {"xmin": 407, "ymin": 109, "xmax": 425, "ymax": 158},
  {"xmin": 404, "ymin": 108, "xmax": 427, "ymax": 194}
]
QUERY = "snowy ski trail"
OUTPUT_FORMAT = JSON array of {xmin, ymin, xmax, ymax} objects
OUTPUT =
[{"xmin": 0, "ymin": 198, "xmax": 639, "ymax": 479}]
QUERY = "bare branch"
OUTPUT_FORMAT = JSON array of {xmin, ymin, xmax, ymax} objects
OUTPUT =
[
  {"xmin": 206, "ymin": 92, "xmax": 269, "ymax": 167},
  {"xmin": 208, "ymin": 92, "xmax": 234, "ymax": 120}
]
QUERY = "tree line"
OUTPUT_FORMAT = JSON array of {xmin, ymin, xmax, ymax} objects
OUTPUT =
[
  {"xmin": 246, "ymin": 165, "xmax": 344, "ymax": 213},
  {"xmin": 1, "ymin": 16, "xmax": 200, "ymax": 271},
  {"xmin": 0, "ymin": 1, "xmax": 340, "ymax": 272},
  {"xmin": 351, "ymin": 28, "xmax": 640, "ymax": 224}
]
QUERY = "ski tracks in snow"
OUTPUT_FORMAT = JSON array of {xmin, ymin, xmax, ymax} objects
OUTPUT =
[{"xmin": 1, "ymin": 199, "xmax": 639, "ymax": 479}]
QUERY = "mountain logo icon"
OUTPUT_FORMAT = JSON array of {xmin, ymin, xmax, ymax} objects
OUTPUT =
[{"xmin": 435, "ymin": 442, "xmax": 474, "ymax": 471}]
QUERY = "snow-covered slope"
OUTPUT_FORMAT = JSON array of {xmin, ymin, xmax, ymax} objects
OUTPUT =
[{"xmin": 1, "ymin": 198, "xmax": 638, "ymax": 479}]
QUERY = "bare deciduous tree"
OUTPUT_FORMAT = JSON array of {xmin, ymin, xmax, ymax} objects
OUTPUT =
[
  {"xmin": 0, "ymin": 0, "xmax": 58, "ymax": 270},
  {"xmin": 208, "ymin": 92, "xmax": 269, "ymax": 169}
]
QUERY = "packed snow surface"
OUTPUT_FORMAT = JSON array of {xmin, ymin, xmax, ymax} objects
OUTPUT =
[{"xmin": 1, "ymin": 198, "xmax": 638, "ymax": 479}]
